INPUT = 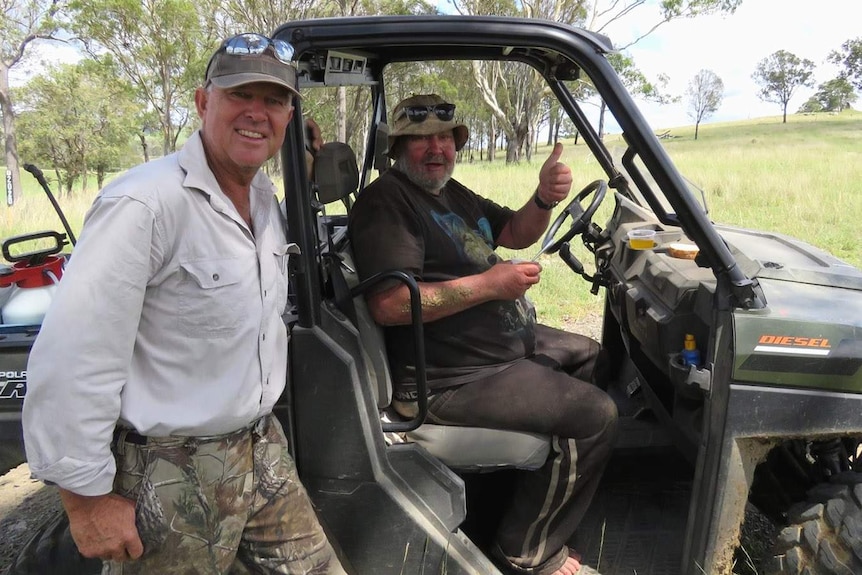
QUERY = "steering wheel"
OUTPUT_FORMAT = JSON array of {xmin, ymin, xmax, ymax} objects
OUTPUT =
[{"xmin": 537, "ymin": 180, "xmax": 607, "ymax": 256}]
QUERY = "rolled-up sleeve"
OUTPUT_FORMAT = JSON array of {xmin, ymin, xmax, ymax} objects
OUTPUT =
[{"xmin": 23, "ymin": 194, "xmax": 159, "ymax": 496}]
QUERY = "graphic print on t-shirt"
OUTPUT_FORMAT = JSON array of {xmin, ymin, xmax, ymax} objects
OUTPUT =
[
  {"xmin": 430, "ymin": 209, "xmax": 535, "ymax": 348},
  {"xmin": 430, "ymin": 210, "xmax": 499, "ymax": 269}
]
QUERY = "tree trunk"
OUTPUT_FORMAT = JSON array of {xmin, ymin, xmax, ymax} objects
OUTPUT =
[
  {"xmin": 505, "ymin": 141, "xmax": 517, "ymax": 163},
  {"xmin": 694, "ymin": 122, "xmax": 700, "ymax": 140},
  {"xmin": 138, "ymin": 133, "xmax": 150, "ymax": 163},
  {"xmin": 337, "ymin": 87, "xmax": 347, "ymax": 142},
  {"xmin": 1, "ymin": 66, "xmax": 22, "ymax": 205},
  {"xmin": 487, "ymin": 118, "xmax": 496, "ymax": 163},
  {"xmin": 598, "ymin": 101, "xmax": 607, "ymax": 140}
]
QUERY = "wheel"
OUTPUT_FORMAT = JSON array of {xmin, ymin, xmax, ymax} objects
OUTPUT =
[
  {"xmin": 536, "ymin": 180, "xmax": 607, "ymax": 257},
  {"xmin": 767, "ymin": 472, "xmax": 862, "ymax": 575}
]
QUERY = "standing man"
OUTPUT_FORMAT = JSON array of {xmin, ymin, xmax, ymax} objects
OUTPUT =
[
  {"xmin": 23, "ymin": 33, "xmax": 345, "ymax": 574},
  {"xmin": 348, "ymin": 94, "xmax": 617, "ymax": 575}
]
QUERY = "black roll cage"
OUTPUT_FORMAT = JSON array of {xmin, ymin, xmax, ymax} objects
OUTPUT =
[{"xmin": 275, "ymin": 15, "xmax": 766, "ymax": 328}]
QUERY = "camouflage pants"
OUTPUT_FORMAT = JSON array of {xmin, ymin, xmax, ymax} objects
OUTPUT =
[{"xmin": 103, "ymin": 415, "xmax": 346, "ymax": 575}]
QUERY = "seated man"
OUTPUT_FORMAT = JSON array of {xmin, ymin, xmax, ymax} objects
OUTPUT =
[{"xmin": 348, "ymin": 94, "xmax": 618, "ymax": 575}]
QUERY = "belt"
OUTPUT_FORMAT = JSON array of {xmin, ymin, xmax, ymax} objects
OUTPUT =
[
  {"xmin": 113, "ymin": 417, "xmax": 268, "ymax": 448},
  {"xmin": 113, "ymin": 428, "xmax": 148, "ymax": 445}
]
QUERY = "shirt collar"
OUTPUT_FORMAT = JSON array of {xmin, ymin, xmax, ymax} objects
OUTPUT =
[{"xmin": 178, "ymin": 130, "xmax": 276, "ymax": 222}]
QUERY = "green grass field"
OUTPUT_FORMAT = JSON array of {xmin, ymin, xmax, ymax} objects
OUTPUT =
[{"xmin": 4, "ymin": 110, "xmax": 861, "ymax": 328}]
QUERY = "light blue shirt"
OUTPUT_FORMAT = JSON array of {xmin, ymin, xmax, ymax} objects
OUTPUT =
[{"xmin": 22, "ymin": 131, "xmax": 291, "ymax": 496}]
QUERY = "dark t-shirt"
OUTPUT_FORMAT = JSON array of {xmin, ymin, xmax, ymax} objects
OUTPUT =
[{"xmin": 348, "ymin": 169, "xmax": 537, "ymax": 398}]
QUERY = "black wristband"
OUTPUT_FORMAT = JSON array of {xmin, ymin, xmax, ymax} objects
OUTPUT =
[{"xmin": 533, "ymin": 192, "xmax": 558, "ymax": 210}]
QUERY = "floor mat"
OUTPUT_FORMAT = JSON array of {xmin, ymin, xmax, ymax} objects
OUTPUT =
[{"xmin": 572, "ymin": 448, "xmax": 694, "ymax": 575}]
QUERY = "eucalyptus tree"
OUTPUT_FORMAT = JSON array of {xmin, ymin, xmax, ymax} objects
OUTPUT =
[
  {"xmin": 70, "ymin": 0, "xmax": 215, "ymax": 156},
  {"xmin": 752, "ymin": 50, "xmax": 815, "ymax": 124},
  {"xmin": 798, "ymin": 78, "xmax": 857, "ymax": 114},
  {"xmin": 15, "ymin": 59, "xmax": 138, "ymax": 195},
  {"xmin": 1, "ymin": 0, "xmax": 65, "ymax": 204},
  {"xmin": 686, "ymin": 69, "xmax": 723, "ymax": 140},
  {"xmin": 829, "ymin": 38, "xmax": 862, "ymax": 91}
]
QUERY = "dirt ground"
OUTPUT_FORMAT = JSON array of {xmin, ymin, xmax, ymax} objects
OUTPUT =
[{"xmin": 0, "ymin": 463, "xmax": 61, "ymax": 572}]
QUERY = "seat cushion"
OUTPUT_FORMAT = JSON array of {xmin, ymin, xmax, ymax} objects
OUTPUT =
[{"xmin": 407, "ymin": 424, "xmax": 550, "ymax": 471}]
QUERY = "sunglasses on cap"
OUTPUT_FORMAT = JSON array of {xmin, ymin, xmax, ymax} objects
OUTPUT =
[
  {"xmin": 394, "ymin": 103, "xmax": 457, "ymax": 123},
  {"xmin": 220, "ymin": 33, "xmax": 295, "ymax": 65}
]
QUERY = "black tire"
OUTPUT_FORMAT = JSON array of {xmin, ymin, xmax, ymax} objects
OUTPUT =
[{"xmin": 767, "ymin": 472, "xmax": 862, "ymax": 575}]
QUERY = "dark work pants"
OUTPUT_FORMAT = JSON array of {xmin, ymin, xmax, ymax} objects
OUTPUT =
[{"xmin": 426, "ymin": 325, "xmax": 618, "ymax": 575}]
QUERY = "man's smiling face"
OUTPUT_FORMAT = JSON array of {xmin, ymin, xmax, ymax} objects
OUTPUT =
[{"xmin": 196, "ymin": 82, "xmax": 294, "ymax": 181}]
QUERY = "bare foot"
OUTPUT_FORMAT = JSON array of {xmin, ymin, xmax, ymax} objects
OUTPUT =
[{"xmin": 551, "ymin": 555, "xmax": 582, "ymax": 575}]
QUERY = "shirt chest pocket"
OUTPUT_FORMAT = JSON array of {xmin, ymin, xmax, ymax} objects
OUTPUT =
[{"xmin": 178, "ymin": 259, "xmax": 246, "ymax": 337}]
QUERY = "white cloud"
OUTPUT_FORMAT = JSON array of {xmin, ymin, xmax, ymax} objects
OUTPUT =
[{"xmin": 604, "ymin": 0, "xmax": 862, "ymax": 130}]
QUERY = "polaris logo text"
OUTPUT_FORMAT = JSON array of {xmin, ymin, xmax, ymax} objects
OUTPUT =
[
  {"xmin": 0, "ymin": 380, "xmax": 26, "ymax": 399},
  {"xmin": 1, "ymin": 371, "xmax": 27, "ymax": 378},
  {"xmin": 754, "ymin": 335, "xmax": 831, "ymax": 357}
]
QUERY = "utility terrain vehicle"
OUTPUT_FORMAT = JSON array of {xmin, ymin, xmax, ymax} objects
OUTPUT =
[{"xmin": 6, "ymin": 15, "xmax": 862, "ymax": 575}]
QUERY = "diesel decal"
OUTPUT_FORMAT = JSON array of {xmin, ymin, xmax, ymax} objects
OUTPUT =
[
  {"xmin": 754, "ymin": 335, "xmax": 831, "ymax": 356},
  {"xmin": 741, "ymin": 338, "xmax": 862, "ymax": 376}
]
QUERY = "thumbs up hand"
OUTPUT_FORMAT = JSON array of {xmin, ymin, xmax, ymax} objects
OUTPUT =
[{"xmin": 536, "ymin": 143, "xmax": 573, "ymax": 207}]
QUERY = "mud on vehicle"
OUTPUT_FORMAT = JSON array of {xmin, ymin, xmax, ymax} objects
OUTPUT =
[{"xmin": 4, "ymin": 15, "xmax": 862, "ymax": 575}]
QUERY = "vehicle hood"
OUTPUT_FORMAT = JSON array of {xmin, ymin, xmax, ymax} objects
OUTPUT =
[
  {"xmin": 719, "ymin": 225, "xmax": 862, "ymax": 392},
  {"xmin": 717, "ymin": 224, "xmax": 862, "ymax": 292}
]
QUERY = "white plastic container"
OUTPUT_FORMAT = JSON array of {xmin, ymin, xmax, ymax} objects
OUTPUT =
[{"xmin": 2, "ymin": 283, "xmax": 58, "ymax": 325}]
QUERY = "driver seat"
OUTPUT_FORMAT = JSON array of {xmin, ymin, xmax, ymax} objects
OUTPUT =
[{"xmin": 338, "ymin": 247, "xmax": 551, "ymax": 471}]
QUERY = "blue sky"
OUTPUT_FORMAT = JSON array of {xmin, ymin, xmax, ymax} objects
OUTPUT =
[{"xmin": 606, "ymin": 0, "xmax": 862, "ymax": 130}]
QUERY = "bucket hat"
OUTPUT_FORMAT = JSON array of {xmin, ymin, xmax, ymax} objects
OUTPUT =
[{"xmin": 388, "ymin": 94, "xmax": 468, "ymax": 157}]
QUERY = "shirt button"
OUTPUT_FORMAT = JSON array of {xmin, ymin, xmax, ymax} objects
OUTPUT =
[
  {"xmin": 212, "ymin": 273, "xmax": 220, "ymax": 281},
  {"xmin": 264, "ymin": 290, "xmax": 268, "ymax": 297},
  {"xmin": 262, "ymin": 333, "xmax": 266, "ymax": 341}
]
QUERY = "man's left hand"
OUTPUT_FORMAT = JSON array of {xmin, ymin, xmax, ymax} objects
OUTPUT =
[{"xmin": 536, "ymin": 142, "xmax": 573, "ymax": 206}]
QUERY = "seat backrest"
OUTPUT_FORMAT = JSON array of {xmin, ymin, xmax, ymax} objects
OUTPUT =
[
  {"xmin": 338, "ymin": 246, "xmax": 393, "ymax": 410},
  {"xmin": 314, "ymin": 141, "xmax": 359, "ymax": 205}
]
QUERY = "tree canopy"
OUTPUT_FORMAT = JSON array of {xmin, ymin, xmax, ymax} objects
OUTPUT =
[
  {"xmin": 829, "ymin": 38, "xmax": 862, "ymax": 92},
  {"xmin": 15, "ymin": 58, "xmax": 139, "ymax": 194},
  {"xmin": 798, "ymin": 78, "xmax": 857, "ymax": 114},
  {"xmin": 752, "ymin": 50, "xmax": 814, "ymax": 124}
]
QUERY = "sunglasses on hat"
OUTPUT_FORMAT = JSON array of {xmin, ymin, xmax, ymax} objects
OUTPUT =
[
  {"xmin": 394, "ymin": 103, "xmax": 457, "ymax": 123},
  {"xmin": 220, "ymin": 33, "xmax": 295, "ymax": 65}
]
